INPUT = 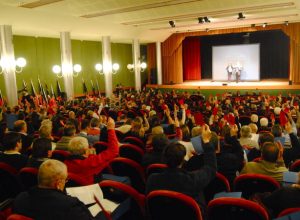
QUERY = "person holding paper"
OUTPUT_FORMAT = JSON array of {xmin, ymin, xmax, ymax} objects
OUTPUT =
[
  {"xmin": 146, "ymin": 124, "xmax": 217, "ymax": 217},
  {"xmin": 13, "ymin": 159, "xmax": 97, "ymax": 220},
  {"xmin": 65, "ymin": 117, "xmax": 119, "ymax": 184}
]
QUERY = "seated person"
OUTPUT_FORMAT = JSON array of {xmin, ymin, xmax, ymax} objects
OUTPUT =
[
  {"xmin": 142, "ymin": 134, "xmax": 169, "ymax": 168},
  {"xmin": 56, "ymin": 124, "xmax": 76, "ymax": 151},
  {"xmin": 241, "ymin": 141, "xmax": 288, "ymax": 182},
  {"xmin": 261, "ymin": 172, "xmax": 300, "ymax": 218},
  {"xmin": 27, "ymin": 138, "xmax": 52, "ymax": 168},
  {"xmin": 13, "ymin": 120, "xmax": 34, "ymax": 154},
  {"xmin": 77, "ymin": 119, "xmax": 99, "ymax": 146},
  {"xmin": 13, "ymin": 159, "xmax": 97, "ymax": 220},
  {"xmin": 239, "ymin": 125, "xmax": 259, "ymax": 149},
  {"xmin": 146, "ymin": 124, "xmax": 216, "ymax": 216},
  {"xmin": 64, "ymin": 117, "xmax": 119, "ymax": 184},
  {"xmin": 87, "ymin": 118, "xmax": 101, "ymax": 136},
  {"xmin": 0, "ymin": 132, "xmax": 28, "ymax": 171}
]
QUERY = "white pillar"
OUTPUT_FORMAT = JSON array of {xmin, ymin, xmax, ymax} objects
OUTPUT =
[
  {"xmin": 156, "ymin": 42, "xmax": 162, "ymax": 85},
  {"xmin": 133, "ymin": 39, "xmax": 141, "ymax": 91},
  {"xmin": 102, "ymin": 36, "xmax": 113, "ymax": 97},
  {"xmin": 0, "ymin": 25, "xmax": 18, "ymax": 107},
  {"xmin": 60, "ymin": 32, "xmax": 74, "ymax": 100}
]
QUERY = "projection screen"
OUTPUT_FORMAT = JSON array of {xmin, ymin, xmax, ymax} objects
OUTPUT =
[{"xmin": 212, "ymin": 44, "xmax": 260, "ymax": 81}]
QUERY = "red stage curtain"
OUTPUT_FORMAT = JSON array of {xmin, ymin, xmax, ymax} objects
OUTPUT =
[{"xmin": 183, "ymin": 37, "xmax": 201, "ymax": 81}]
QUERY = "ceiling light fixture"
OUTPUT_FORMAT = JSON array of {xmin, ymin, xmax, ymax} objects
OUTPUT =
[
  {"xmin": 285, "ymin": 21, "xmax": 289, "ymax": 26},
  {"xmin": 251, "ymin": 24, "xmax": 255, "ymax": 28},
  {"xmin": 262, "ymin": 23, "xmax": 267, "ymax": 28},
  {"xmin": 169, "ymin": 20, "xmax": 176, "ymax": 28},
  {"xmin": 238, "ymin": 12, "xmax": 245, "ymax": 20}
]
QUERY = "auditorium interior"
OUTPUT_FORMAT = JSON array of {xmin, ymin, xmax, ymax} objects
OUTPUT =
[{"xmin": 0, "ymin": 0, "xmax": 300, "ymax": 220}]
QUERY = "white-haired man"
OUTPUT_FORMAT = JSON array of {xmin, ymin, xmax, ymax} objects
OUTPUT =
[{"xmin": 13, "ymin": 159, "xmax": 97, "ymax": 219}]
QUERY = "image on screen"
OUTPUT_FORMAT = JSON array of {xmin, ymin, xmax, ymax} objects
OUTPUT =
[{"xmin": 212, "ymin": 44, "xmax": 260, "ymax": 81}]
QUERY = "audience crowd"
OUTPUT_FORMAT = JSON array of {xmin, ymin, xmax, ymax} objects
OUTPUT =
[{"xmin": 0, "ymin": 88, "xmax": 300, "ymax": 219}]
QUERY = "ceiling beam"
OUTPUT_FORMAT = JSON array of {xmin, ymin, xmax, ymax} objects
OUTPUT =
[{"xmin": 19, "ymin": 0, "xmax": 63, "ymax": 9}]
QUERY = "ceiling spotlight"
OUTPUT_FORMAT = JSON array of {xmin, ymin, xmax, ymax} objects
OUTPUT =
[
  {"xmin": 262, "ymin": 23, "xmax": 267, "ymax": 28},
  {"xmin": 238, "ymin": 12, "xmax": 245, "ymax": 20},
  {"xmin": 206, "ymin": 28, "xmax": 210, "ymax": 32},
  {"xmin": 285, "ymin": 21, "xmax": 289, "ymax": 26},
  {"xmin": 204, "ymin": 16, "xmax": 210, "ymax": 23},
  {"xmin": 169, "ymin": 20, "xmax": 175, "ymax": 28},
  {"xmin": 198, "ymin": 17, "xmax": 204, "ymax": 24},
  {"xmin": 251, "ymin": 24, "xmax": 255, "ymax": 28}
]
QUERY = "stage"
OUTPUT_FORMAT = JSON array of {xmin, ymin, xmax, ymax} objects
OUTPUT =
[{"xmin": 146, "ymin": 80, "xmax": 300, "ymax": 95}]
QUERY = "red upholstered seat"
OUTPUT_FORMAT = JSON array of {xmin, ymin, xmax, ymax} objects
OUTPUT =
[
  {"xmin": 110, "ymin": 158, "xmax": 145, "ymax": 193},
  {"xmin": 204, "ymin": 172, "xmax": 231, "ymax": 203},
  {"xmin": 146, "ymin": 163, "xmax": 168, "ymax": 179},
  {"xmin": 234, "ymin": 173, "xmax": 280, "ymax": 199},
  {"xmin": 18, "ymin": 167, "xmax": 38, "ymax": 190},
  {"xmin": 146, "ymin": 190, "xmax": 203, "ymax": 220},
  {"xmin": 290, "ymin": 160, "xmax": 300, "ymax": 172},
  {"xmin": 278, "ymin": 207, "xmax": 300, "ymax": 217},
  {"xmin": 208, "ymin": 197, "xmax": 269, "ymax": 220},
  {"xmin": 7, "ymin": 214, "xmax": 33, "ymax": 220},
  {"xmin": 100, "ymin": 180, "xmax": 146, "ymax": 218},
  {"xmin": 119, "ymin": 144, "xmax": 144, "ymax": 164}
]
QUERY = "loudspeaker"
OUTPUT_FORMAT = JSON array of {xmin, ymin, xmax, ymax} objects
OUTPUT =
[{"xmin": 289, "ymin": 80, "xmax": 292, "ymax": 85}]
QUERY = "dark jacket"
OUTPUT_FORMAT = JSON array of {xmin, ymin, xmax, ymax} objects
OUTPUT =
[
  {"xmin": 146, "ymin": 142, "xmax": 216, "ymax": 216},
  {"xmin": 13, "ymin": 187, "xmax": 96, "ymax": 220},
  {"xmin": 0, "ymin": 152, "xmax": 28, "ymax": 171}
]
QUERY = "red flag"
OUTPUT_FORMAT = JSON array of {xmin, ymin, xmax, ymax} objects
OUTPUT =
[
  {"xmin": 212, "ymin": 107, "xmax": 218, "ymax": 116},
  {"xmin": 279, "ymin": 111, "xmax": 288, "ymax": 126},
  {"xmin": 178, "ymin": 99, "xmax": 184, "ymax": 105},
  {"xmin": 228, "ymin": 114, "xmax": 236, "ymax": 126},
  {"xmin": 194, "ymin": 112, "xmax": 205, "ymax": 126}
]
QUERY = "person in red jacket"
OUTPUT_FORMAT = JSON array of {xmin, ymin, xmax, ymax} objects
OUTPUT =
[{"xmin": 64, "ymin": 117, "xmax": 119, "ymax": 184}]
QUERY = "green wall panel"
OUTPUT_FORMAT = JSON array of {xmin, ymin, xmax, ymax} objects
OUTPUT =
[
  {"xmin": 10, "ymin": 35, "xmax": 137, "ymax": 99},
  {"xmin": 111, "ymin": 43, "xmax": 134, "ymax": 88}
]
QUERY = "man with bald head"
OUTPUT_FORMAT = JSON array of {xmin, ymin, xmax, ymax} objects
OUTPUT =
[{"xmin": 13, "ymin": 159, "xmax": 97, "ymax": 219}]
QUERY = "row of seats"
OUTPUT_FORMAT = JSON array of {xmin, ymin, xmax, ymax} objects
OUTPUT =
[{"xmin": 2, "ymin": 179, "xmax": 300, "ymax": 220}]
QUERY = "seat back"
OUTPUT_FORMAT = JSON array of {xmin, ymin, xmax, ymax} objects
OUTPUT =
[
  {"xmin": 146, "ymin": 164, "xmax": 168, "ymax": 178},
  {"xmin": 18, "ymin": 167, "xmax": 38, "ymax": 190},
  {"xmin": 290, "ymin": 160, "xmax": 300, "ymax": 172},
  {"xmin": 110, "ymin": 158, "xmax": 145, "ymax": 193},
  {"xmin": 7, "ymin": 214, "xmax": 33, "ymax": 220},
  {"xmin": 119, "ymin": 144, "xmax": 144, "ymax": 164},
  {"xmin": 93, "ymin": 141, "xmax": 109, "ymax": 154},
  {"xmin": 65, "ymin": 172, "xmax": 90, "ymax": 187},
  {"xmin": 234, "ymin": 174, "xmax": 280, "ymax": 199},
  {"xmin": 51, "ymin": 150, "xmax": 70, "ymax": 162},
  {"xmin": 278, "ymin": 207, "xmax": 300, "ymax": 217},
  {"xmin": 122, "ymin": 137, "xmax": 145, "ymax": 150},
  {"xmin": 146, "ymin": 190, "xmax": 203, "ymax": 220},
  {"xmin": 100, "ymin": 180, "xmax": 146, "ymax": 219},
  {"xmin": 204, "ymin": 172, "xmax": 231, "ymax": 203},
  {"xmin": 207, "ymin": 197, "xmax": 269, "ymax": 220},
  {"xmin": 0, "ymin": 163, "xmax": 23, "ymax": 201}
]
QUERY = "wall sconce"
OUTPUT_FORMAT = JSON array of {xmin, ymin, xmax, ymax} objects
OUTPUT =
[
  {"xmin": 95, "ymin": 62, "xmax": 120, "ymax": 75},
  {"xmin": 0, "ymin": 57, "xmax": 27, "ymax": 74},
  {"xmin": 127, "ymin": 62, "xmax": 147, "ymax": 73},
  {"xmin": 52, "ymin": 63, "xmax": 82, "ymax": 78}
]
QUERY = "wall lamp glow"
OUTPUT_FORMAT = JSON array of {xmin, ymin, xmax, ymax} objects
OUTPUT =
[
  {"xmin": 0, "ymin": 57, "xmax": 27, "ymax": 74},
  {"xmin": 127, "ymin": 62, "xmax": 147, "ymax": 73},
  {"xmin": 95, "ymin": 63, "xmax": 120, "ymax": 75},
  {"xmin": 52, "ymin": 64, "xmax": 82, "ymax": 78}
]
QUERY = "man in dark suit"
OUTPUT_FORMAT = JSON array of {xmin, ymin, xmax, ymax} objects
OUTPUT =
[
  {"xmin": 13, "ymin": 159, "xmax": 97, "ymax": 220},
  {"xmin": 0, "ymin": 132, "xmax": 28, "ymax": 171},
  {"xmin": 146, "ymin": 124, "xmax": 216, "ymax": 216},
  {"xmin": 13, "ymin": 120, "xmax": 34, "ymax": 155}
]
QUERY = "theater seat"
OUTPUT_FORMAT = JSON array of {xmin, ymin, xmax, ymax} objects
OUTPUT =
[
  {"xmin": 146, "ymin": 190, "xmax": 203, "ymax": 220},
  {"xmin": 234, "ymin": 173, "xmax": 280, "ymax": 199},
  {"xmin": 7, "ymin": 214, "xmax": 33, "ymax": 220},
  {"xmin": 207, "ymin": 197, "xmax": 269, "ymax": 220}
]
